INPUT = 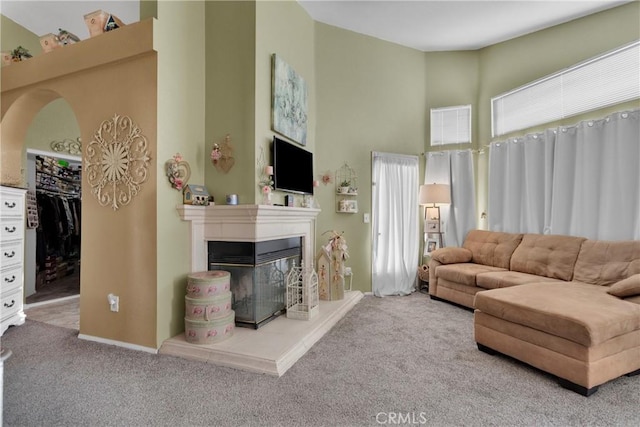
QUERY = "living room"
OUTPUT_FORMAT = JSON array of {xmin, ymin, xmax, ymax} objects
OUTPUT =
[{"xmin": 1, "ymin": 1, "xmax": 638, "ymax": 423}]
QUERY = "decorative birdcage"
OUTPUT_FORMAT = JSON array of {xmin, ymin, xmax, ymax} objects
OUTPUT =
[{"xmin": 286, "ymin": 262, "xmax": 319, "ymax": 321}]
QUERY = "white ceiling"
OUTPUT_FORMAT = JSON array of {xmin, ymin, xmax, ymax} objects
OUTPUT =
[
  {"xmin": 0, "ymin": 0, "xmax": 632, "ymax": 51},
  {"xmin": 297, "ymin": 0, "xmax": 632, "ymax": 51}
]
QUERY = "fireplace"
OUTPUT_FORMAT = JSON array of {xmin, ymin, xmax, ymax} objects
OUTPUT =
[
  {"xmin": 208, "ymin": 238, "xmax": 302, "ymax": 328},
  {"xmin": 177, "ymin": 204, "xmax": 321, "ymax": 329}
]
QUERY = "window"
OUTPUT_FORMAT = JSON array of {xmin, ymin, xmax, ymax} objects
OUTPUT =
[
  {"xmin": 430, "ymin": 105, "xmax": 471, "ymax": 146},
  {"xmin": 492, "ymin": 40, "xmax": 640, "ymax": 137}
]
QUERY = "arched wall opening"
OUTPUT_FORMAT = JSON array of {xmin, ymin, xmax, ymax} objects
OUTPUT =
[{"xmin": 1, "ymin": 21, "xmax": 159, "ymax": 349}]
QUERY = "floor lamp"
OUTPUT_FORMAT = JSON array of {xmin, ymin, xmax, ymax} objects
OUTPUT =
[{"xmin": 419, "ymin": 183, "xmax": 450, "ymax": 250}]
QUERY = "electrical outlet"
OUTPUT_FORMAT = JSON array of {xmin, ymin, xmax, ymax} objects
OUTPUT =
[{"xmin": 107, "ymin": 293, "xmax": 119, "ymax": 312}]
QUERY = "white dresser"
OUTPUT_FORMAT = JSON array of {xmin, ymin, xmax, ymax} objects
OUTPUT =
[{"xmin": 0, "ymin": 186, "xmax": 26, "ymax": 336}]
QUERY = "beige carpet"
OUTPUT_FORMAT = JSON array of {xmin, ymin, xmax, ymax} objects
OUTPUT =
[{"xmin": 3, "ymin": 292, "xmax": 639, "ymax": 426}]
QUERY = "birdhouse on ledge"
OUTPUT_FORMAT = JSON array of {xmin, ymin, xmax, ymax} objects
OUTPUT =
[{"xmin": 183, "ymin": 185, "xmax": 211, "ymax": 206}]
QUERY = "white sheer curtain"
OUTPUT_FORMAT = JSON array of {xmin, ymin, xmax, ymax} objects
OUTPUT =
[
  {"xmin": 488, "ymin": 109, "xmax": 639, "ymax": 240},
  {"xmin": 550, "ymin": 110, "xmax": 640, "ymax": 240},
  {"xmin": 425, "ymin": 150, "xmax": 477, "ymax": 246},
  {"xmin": 488, "ymin": 130, "xmax": 555, "ymax": 234},
  {"xmin": 372, "ymin": 152, "xmax": 419, "ymax": 297}
]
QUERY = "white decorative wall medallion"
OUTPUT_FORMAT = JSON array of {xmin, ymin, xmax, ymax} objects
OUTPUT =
[{"xmin": 85, "ymin": 114, "xmax": 151, "ymax": 211}]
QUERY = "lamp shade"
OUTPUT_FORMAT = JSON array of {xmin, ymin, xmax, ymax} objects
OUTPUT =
[{"xmin": 419, "ymin": 183, "xmax": 451, "ymax": 206}]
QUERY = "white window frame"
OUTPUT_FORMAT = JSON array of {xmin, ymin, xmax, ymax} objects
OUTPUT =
[
  {"xmin": 491, "ymin": 40, "xmax": 640, "ymax": 137},
  {"xmin": 430, "ymin": 105, "xmax": 472, "ymax": 146}
]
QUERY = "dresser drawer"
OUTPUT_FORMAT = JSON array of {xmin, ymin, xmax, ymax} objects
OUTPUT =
[
  {"xmin": 0, "ymin": 191, "xmax": 24, "ymax": 217},
  {"xmin": 1, "ymin": 265, "xmax": 22, "ymax": 294},
  {"xmin": 0, "ymin": 240, "xmax": 23, "ymax": 268},
  {"xmin": 0, "ymin": 218, "xmax": 23, "ymax": 242},
  {"xmin": 1, "ymin": 288, "xmax": 22, "ymax": 322}
]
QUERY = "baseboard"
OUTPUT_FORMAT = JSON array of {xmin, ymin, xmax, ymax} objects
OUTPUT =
[{"xmin": 78, "ymin": 333, "xmax": 158, "ymax": 354}]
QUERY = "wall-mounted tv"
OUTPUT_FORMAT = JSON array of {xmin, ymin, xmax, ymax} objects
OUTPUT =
[{"xmin": 272, "ymin": 136, "xmax": 313, "ymax": 195}]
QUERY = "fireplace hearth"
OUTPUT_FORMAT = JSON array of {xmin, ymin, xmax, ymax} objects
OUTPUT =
[{"xmin": 208, "ymin": 238, "xmax": 302, "ymax": 328}]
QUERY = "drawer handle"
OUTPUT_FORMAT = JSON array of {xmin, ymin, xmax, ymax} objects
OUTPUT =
[
  {"xmin": 4, "ymin": 226, "xmax": 16, "ymax": 233},
  {"xmin": 4, "ymin": 251, "xmax": 16, "ymax": 258},
  {"xmin": 4, "ymin": 201, "xmax": 16, "ymax": 208},
  {"xmin": 4, "ymin": 275, "xmax": 15, "ymax": 283},
  {"xmin": 4, "ymin": 300, "xmax": 15, "ymax": 308}
]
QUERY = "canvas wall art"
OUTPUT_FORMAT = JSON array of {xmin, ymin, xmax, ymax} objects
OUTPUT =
[{"xmin": 271, "ymin": 54, "xmax": 308, "ymax": 145}]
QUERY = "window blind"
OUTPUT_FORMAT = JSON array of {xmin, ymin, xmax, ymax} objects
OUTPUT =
[
  {"xmin": 492, "ymin": 40, "xmax": 640, "ymax": 137},
  {"xmin": 430, "ymin": 105, "xmax": 471, "ymax": 146}
]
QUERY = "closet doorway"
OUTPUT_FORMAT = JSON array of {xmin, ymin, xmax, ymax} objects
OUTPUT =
[{"xmin": 25, "ymin": 151, "xmax": 82, "ymax": 305}]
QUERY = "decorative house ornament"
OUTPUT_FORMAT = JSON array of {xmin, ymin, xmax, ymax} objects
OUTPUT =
[
  {"xmin": 57, "ymin": 28, "xmax": 81, "ymax": 45},
  {"xmin": 317, "ymin": 230, "xmax": 349, "ymax": 300},
  {"xmin": 39, "ymin": 34, "xmax": 61, "ymax": 53},
  {"xmin": 1, "ymin": 51, "xmax": 12, "ymax": 66},
  {"xmin": 183, "ymin": 185, "xmax": 211, "ymax": 206},
  {"xmin": 286, "ymin": 262, "xmax": 319, "ymax": 321},
  {"xmin": 165, "ymin": 153, "xmax": 191, "ymax": 191},
  {"xmin": 271, "ymin": 54, "xmax": 308, "ymax": 145},
  {"xmin": 50, "ymin": 138, "xmax": 82, "ymax": 155},
  {"xmin": 40, "ymin": 29, "xmax": 80, "ymax": 53},
  {"xmin": 84, "ymin": 10, "xmax": 125, "ymax": 38},
  {"xmin": 210, "ymin": 134, "xmax": 235, "ymax": 173},
  {"xmin": 85, "ymin": 114, "xmax": 151, "ymax": 211}
]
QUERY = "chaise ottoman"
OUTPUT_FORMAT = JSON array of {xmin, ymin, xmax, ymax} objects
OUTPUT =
[{"xmin": 474, "ymin": 282, "xmax": 640, "ymax": 396}]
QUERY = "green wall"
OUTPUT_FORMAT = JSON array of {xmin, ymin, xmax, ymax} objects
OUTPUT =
[
  {"xmin": 255, "ymin": 0, "xmax": 316, "ymax": 205},
  {"xmin": 3, "ymin": 0, "xmax": 638, "ymax": 328},
  {"xmin": 478, "ymin": 1, "xmax": 640, "ymax": 145},
  {"xmin": 315, "ymin": 22, "xmax": 427, "ymax": 293},
  {"xmin": 474, "ymin": 1, "xmax": 640, "ymax": 226},
  {"xmin": 205, "ymin": 0, "xmax": 256, "ymax": 205},
  {"xmin": 424, "ymin": 50, "xmax": 479, "ymax": 150},
  {"xmin": 155, "ymin": 1, "xmax": 206, "ymax": 345},
  {"xmin": 25, "ymin": 99, "xmax": 80, "ymax": 152},
  {"xmin": 204, "ymin": 0, "xmax": 315, "ymax": 206},
  {"xmin": 422, "ymin": 1, "xmax": 640, "ymax": 234},
  {"xmin": 0, "ymin": 14, "xmax": 41, "ymax": 57}
]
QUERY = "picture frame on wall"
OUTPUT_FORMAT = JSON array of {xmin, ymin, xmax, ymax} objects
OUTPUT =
[
  {"xmin": 426, "ymin": 220, "xmax": 440, "ymax": 232},
  {"xmin": 271, "ymin": 54, "xmax": 308, "ymax": 145},
  {"xmin": 426, "ymin": 239, "xmax": 439, "ymax": 254}
]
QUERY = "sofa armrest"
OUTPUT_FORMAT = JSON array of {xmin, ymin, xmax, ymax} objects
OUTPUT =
[
  {"xmin": 428, "ymin": 258, "xmax": 442, "ymax": 295},
  {"xmin": 431, "ymin": 247, "xmax": 473, "ymax": 264}
]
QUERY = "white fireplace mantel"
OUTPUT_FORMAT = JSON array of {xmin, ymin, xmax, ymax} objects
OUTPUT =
[{"xmin": 177, "ymin": 204, "xmax": 321, "ymax": 272}]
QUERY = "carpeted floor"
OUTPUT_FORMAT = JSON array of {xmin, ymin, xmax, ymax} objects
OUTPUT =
[{"xmin": 2, "ymin": 292, "xmax": 639, "ymax": 426}]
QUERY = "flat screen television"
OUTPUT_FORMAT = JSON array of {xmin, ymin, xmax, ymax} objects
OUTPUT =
[{"xmin": 272, "ymin": 136, "xmax": 313, "ymax": 195}]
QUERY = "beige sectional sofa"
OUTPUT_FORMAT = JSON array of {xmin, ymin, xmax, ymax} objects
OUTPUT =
[{"xmin": 428, "ymin": 230, "xmax": 640, "ymax": 396}]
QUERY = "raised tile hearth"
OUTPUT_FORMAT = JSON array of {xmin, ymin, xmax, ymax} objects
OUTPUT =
[
  {"xmin": 164, "ymin": 204, "xmax": 361, "ymax": 375},
  {"xmin": 160, "ymin": 290, "xmax": 363, "ymax": 376}
]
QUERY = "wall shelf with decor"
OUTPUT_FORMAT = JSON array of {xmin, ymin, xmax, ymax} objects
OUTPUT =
[{"xmin": 335, "ymin": 163, "xmax": 358, "ymax": 213}]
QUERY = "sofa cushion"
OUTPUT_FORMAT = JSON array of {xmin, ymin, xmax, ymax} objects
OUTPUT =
[
  {"xmin": 607, "ymin": 274, "xmax": 640, "ymax": 298},
  {"xmin": 436, "ymin": 263, "xmax": 506, "ymax": 287},
  {"xmin": 462, "ymin": 230, "xmax": 523, "ymax": 269},
  {"xmin": 431, "ymin": 247, "xmax": 472, "ymax": 264},
  {"xmin": 476, "ymin": 271, "xmax": 563, "ymax": 290},
  {"xmin": 573, "ymin": 240, "xmax": 640, "ymax": 286},
  {"xmin": 510, "ymin": 234, "xmax": 586, "ymax": 281},
  {"xmin": 474, "ymin": 283, "xmax": 640, "ymax": 347}
]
